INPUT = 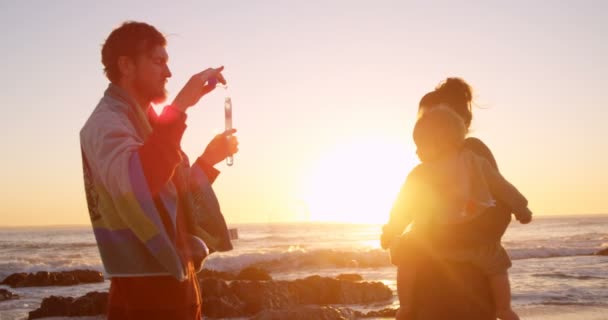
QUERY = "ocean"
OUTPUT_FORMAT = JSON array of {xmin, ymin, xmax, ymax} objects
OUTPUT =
[{"xmin": 1, "ymin": 214, "xmax": 607, "ymax": 320}]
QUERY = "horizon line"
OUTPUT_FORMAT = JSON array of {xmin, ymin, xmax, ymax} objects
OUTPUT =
[{"xmin": 1, "ymin": 212, "xmax": 607, "ymax": 228}]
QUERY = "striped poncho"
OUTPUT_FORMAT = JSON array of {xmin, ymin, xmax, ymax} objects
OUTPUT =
[{"xmin": 80, "ymin": 84, "xmax": 232, "ymax": 281}]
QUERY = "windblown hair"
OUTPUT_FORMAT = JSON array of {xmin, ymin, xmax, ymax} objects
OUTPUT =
[
  {"xmin": 418, "ymin": 77, "xmax": 473, "ymax": 130},
  {"xmin": 101, "ymin": 21, "xmax": 166, "ymax": 83}
]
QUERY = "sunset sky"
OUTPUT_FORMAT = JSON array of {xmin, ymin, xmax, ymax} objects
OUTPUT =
[{"xmin": 1, "ymin": 1, "xmax": 607, "ymax": 226}]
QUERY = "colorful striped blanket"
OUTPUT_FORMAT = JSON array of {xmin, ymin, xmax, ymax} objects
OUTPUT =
[{"xmin": 80, "ymin": 84, "xmax": 232, "ymax": 280}]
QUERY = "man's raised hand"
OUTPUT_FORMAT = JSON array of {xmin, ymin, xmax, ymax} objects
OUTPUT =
[{"xmin": 172, "ymin": 66, "xmax": 226, "ymax": 112}]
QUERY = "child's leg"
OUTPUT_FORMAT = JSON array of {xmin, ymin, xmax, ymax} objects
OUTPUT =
[
  {"xmin": 396, "ymin": 266, "xmax": 416, "ymax": 320},
  {"xmin": 489, "ymin": 272, "xmax": 520, "ymax": 320}
]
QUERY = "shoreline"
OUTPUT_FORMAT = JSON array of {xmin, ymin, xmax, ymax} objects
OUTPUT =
[
  {"xmin": 515, "ymin": 304, "xmax": 608, "ymax": 320},
  {"xmin": 9, "ymin": 305, "xmax": 608, "ymax": 320}
]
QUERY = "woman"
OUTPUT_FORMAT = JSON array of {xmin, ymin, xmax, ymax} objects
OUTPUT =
[
  {"xmin": 384, "ymin": 78, "xmax": 514, "ymax": 319},
  {"xmin": 419, "ymin": 78, "xmax": 512, "ymax": 248}
]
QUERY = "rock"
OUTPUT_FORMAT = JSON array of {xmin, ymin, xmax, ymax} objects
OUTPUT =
[
  {"xmin": 200, "ymin": 278, "xmax": 245, "ymax": 317},
  {"xmin": 595, "ymin": 248, "xmax": 608, "ymax": 256},
  {"xmin": 203, "ymin": 296, "xmax": 246, "ymax": 318},
  {"xmin": 28, "ymin": 291, "xmax": 107, "ymax": 319},
  {"xmin": 55, "ymin": 272, "xmax": 78, "ymax": 286},
  {"xmin": 2, "ymin": 270, "xmax": 104, "ymax": 288},
  {"xmin": 236, "ymin": 266, "xmax": 272, "ymax": 281},
  {"xmin": 0, "ymin": 288, "xmax": 19, "ymax": 302},
  {"xmin": 361, "ymin": 308, "xmax": 398, "ymax": 318},
  {"xmin": 198, "ymin": 268, "xmax": 235, "ymax": 280},
  {"xmin": 28, "ymin": 295, "xmax": 73, "ymax": 319},
  {"xmin": 288, "ymin": 275, "xmax": 392, "ymax": 305},
  {"xmin": 197, "ymin": 275, "xmax": 392, "ymax": 318},
  {"xmin": 28, "ymin": 274, "xmax": 393, "ymax": 319},
  {"xmin": 72, "ymin": 270, "xmax": 105, "ymax": 284},
  {"xmin": 200, "ymin": 277, "xmax": 232, "ymax": 296},
  {"xmin": 1, "ymin": 273, "xmax": 27, "ymax": 287},
  {"xmin": 230, "ymin": 280, "xmax": 293, "ymax": 314},
  {"xmin": 252, "ymin": 305, "xmax": 357, "ymax": 320},
  {"xmin": 71, "ymin": 291, "xmax": 109, "ymax": 316},
  {"xmin": 335, "ymin": 273, "xmax": 363, "ymax": 281}
]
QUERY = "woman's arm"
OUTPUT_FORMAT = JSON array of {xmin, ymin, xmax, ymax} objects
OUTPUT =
[
  {"xmin": 431, "ymin": 137, "xmax": 511, "ymax": 248},
  {"xmin": 464, "ymin": 137, "xmax": 498, "ymax": 170}
]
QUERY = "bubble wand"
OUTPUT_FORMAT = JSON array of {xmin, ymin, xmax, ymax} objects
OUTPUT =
[
  {"xmin": 224, "ymin": 96, "xmax": 233, "ymax": 166},
  {"xmin": 208, "ymin": 76, "xmax": 233, "ymax": 167}
]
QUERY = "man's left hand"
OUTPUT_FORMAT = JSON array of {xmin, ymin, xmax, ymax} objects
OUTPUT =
[{"xmin": 200, "ymin": 129, "xmax": 239, "ymax": 166}]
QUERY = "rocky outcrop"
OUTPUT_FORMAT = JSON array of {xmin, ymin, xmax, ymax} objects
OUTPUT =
[
  {"xmin": 2, "ymin": 270, "xmax": 104, "ymax": 288},
  {"xmin": 236, "ymin": 266, "xmax": 273, "ymax": 281},
  {"xmin": 27, "ymin": 275, "xmax": 393, "ymax": 319},
  {"xmin": 200, "ymin": 277, "xmax": 246, "ymax": 318},
  {"xmin": 230, "ymin": 280, "xmax": 293, "ymax": 314},
  {"xmin": 198, "ymin": 268, "xmax": 236, "ymax": 280},
  {"xmin": 200, "ymin": 275, "xmax": 392, "ymax": 318},
  {"xmin": 358, "ymin": 307, "xmax": 398, "ymax": 318},
  {"xmin": 288, "ymin": 275, "xmax": 391, "ymax": 305},
  {"xmin": 28, "ymin": 291, "xmax": 108, "ymax": 319},
  {"xmin": 0, "ymin": 288, "xmax": 19, "ymax": 302},
  {"xmin": 335, "ymin": 273, "xmax": 363, "ymax": 281}
]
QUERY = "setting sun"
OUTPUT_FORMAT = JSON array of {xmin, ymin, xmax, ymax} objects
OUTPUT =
[{"xmin": 302, "ymin": 135, "xmax": 418, "ymax": 224}]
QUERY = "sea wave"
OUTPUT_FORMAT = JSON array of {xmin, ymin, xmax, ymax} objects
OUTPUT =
[
  {"xmin": 205, "ymin": 248, "xmax": 391, "ymax": 272},
  {"xmin": 205, "ymin": 244, "xmax": 605, "ymax": 273},
  {"xmin": 508, "ymin": 247, "xmax": 597, "ymax": 260},
  {"xmin": 532, "ymin": 272, "xmax": 605, "ymax": 280},
  {"xmin": 0, "ymin": 241, "xmax": 97, "ymax": 250}
]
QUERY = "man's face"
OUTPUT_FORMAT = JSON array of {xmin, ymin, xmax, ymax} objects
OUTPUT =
[{"xmin": 132, "ymin": 45, "xmax": 172, "ymax": 104}]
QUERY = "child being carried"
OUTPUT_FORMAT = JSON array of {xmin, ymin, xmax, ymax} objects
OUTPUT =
[{"xmin": 381, "ymin": 106, "xmax": 532, "ymax": 320}]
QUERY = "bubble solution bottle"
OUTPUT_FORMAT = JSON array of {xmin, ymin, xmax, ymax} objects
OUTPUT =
[{"xmin": 224, "ymin": 96, "xmax": 233, "ymax": 166}]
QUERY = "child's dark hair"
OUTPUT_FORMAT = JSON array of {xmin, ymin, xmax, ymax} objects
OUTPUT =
[
  {"xmin": 101, "ymin": 21, "xmax": 166, "ymax": 83},
  {"xmin": 418, "ymin": 78, "xmax": 473, "ymax": 129},
  {"xmin": 413, "ymin": 106, "xmax": 467, "ymax": 162}
]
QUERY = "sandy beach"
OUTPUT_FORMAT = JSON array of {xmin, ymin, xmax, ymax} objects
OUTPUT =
[
  {"xmin": 23, "ymin": 305, "xmax": 608, "ymax": 320},
  {"xmin": 516, "ymin": 305, "xmax": 608, "ymax": 320}
]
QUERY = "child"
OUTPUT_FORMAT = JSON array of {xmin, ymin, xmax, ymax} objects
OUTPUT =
[{"xmin": 381, "ymin": 106, "xmax": 532, "ymax": 320}]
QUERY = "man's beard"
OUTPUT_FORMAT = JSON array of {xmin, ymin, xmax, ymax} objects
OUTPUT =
[
  {"xmin": 135, "ymin": 79, "xmax": 167, "ymax": 105},
  {"xmin": 151, "ymin": 89, "xmax": 168, "ymax": 104}
]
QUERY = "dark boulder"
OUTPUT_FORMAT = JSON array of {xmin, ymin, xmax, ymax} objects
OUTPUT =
[
  {"xmin": 236, "ymin": 266, "xmax": 272, "ymax": 281},
  {"xmin": 0, "ymin": 288, "xmax": 19, "ymax": 302},
  {"xmin": 595, "ymin": 247, "xmax": 608, "ymax": 256},
  {"xmin": 198, "ymin": 268, "xmax": 236, "ymax": 280},
  {"xmin": 198, "ymin": 275, "xmax": 392, "ymax": 318},
  {"xmin": 288, "ymin": 275, "xmax": 392, "ymax": 305},
  {"xmin": 2, "ymin": 270, "xmax": 104, "ymax": 288},
  {"xmin": 359, "ymin": 307, "xmax": 398, "ymax": 318},
  {"xmin": 200, "ymin": 277, "xmax": 245, "ymax": 317},
  {"xmin": 230, "ymin": 280, "xmax": 293, "ymax": 314},
  {"xmin": 335, "ymin": 273, "xmax": 363, "ymax": 281},
  {"xmin": 28, "ymin": 291, "xmax": 107, "ymax": 319}
]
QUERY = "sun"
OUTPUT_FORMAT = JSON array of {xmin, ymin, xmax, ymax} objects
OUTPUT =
[{"xmin": 301, "ymin": 136, "xmax": 418, "ymax": 224}]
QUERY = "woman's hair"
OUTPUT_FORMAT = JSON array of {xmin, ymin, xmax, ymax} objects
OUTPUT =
[
  {"xmin": 101, "ymin": 21, "xmax": 167, "ymax": 83},
  {"xmin": 413, "ymin": 106, "xmax": 466, "ymax": 162},
  {"xmin": 418, "ymin": 77, "xmax": 473, "ymax": 130}
]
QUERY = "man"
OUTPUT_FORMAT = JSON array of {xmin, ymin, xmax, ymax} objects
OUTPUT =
[{"xmin": 80, "ymin": 21, "xmax": 238, "ymax": 319}]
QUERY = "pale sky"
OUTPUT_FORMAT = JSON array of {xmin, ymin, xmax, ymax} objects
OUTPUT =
[{"xmin": 1, "ymin": 0, "xmax": 607, "ymax": 226}]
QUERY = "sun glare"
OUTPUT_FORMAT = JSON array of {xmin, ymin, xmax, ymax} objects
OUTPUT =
[{"xmin": 302, "ymin": 136, "xmax": 418, "ymax": 224}]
